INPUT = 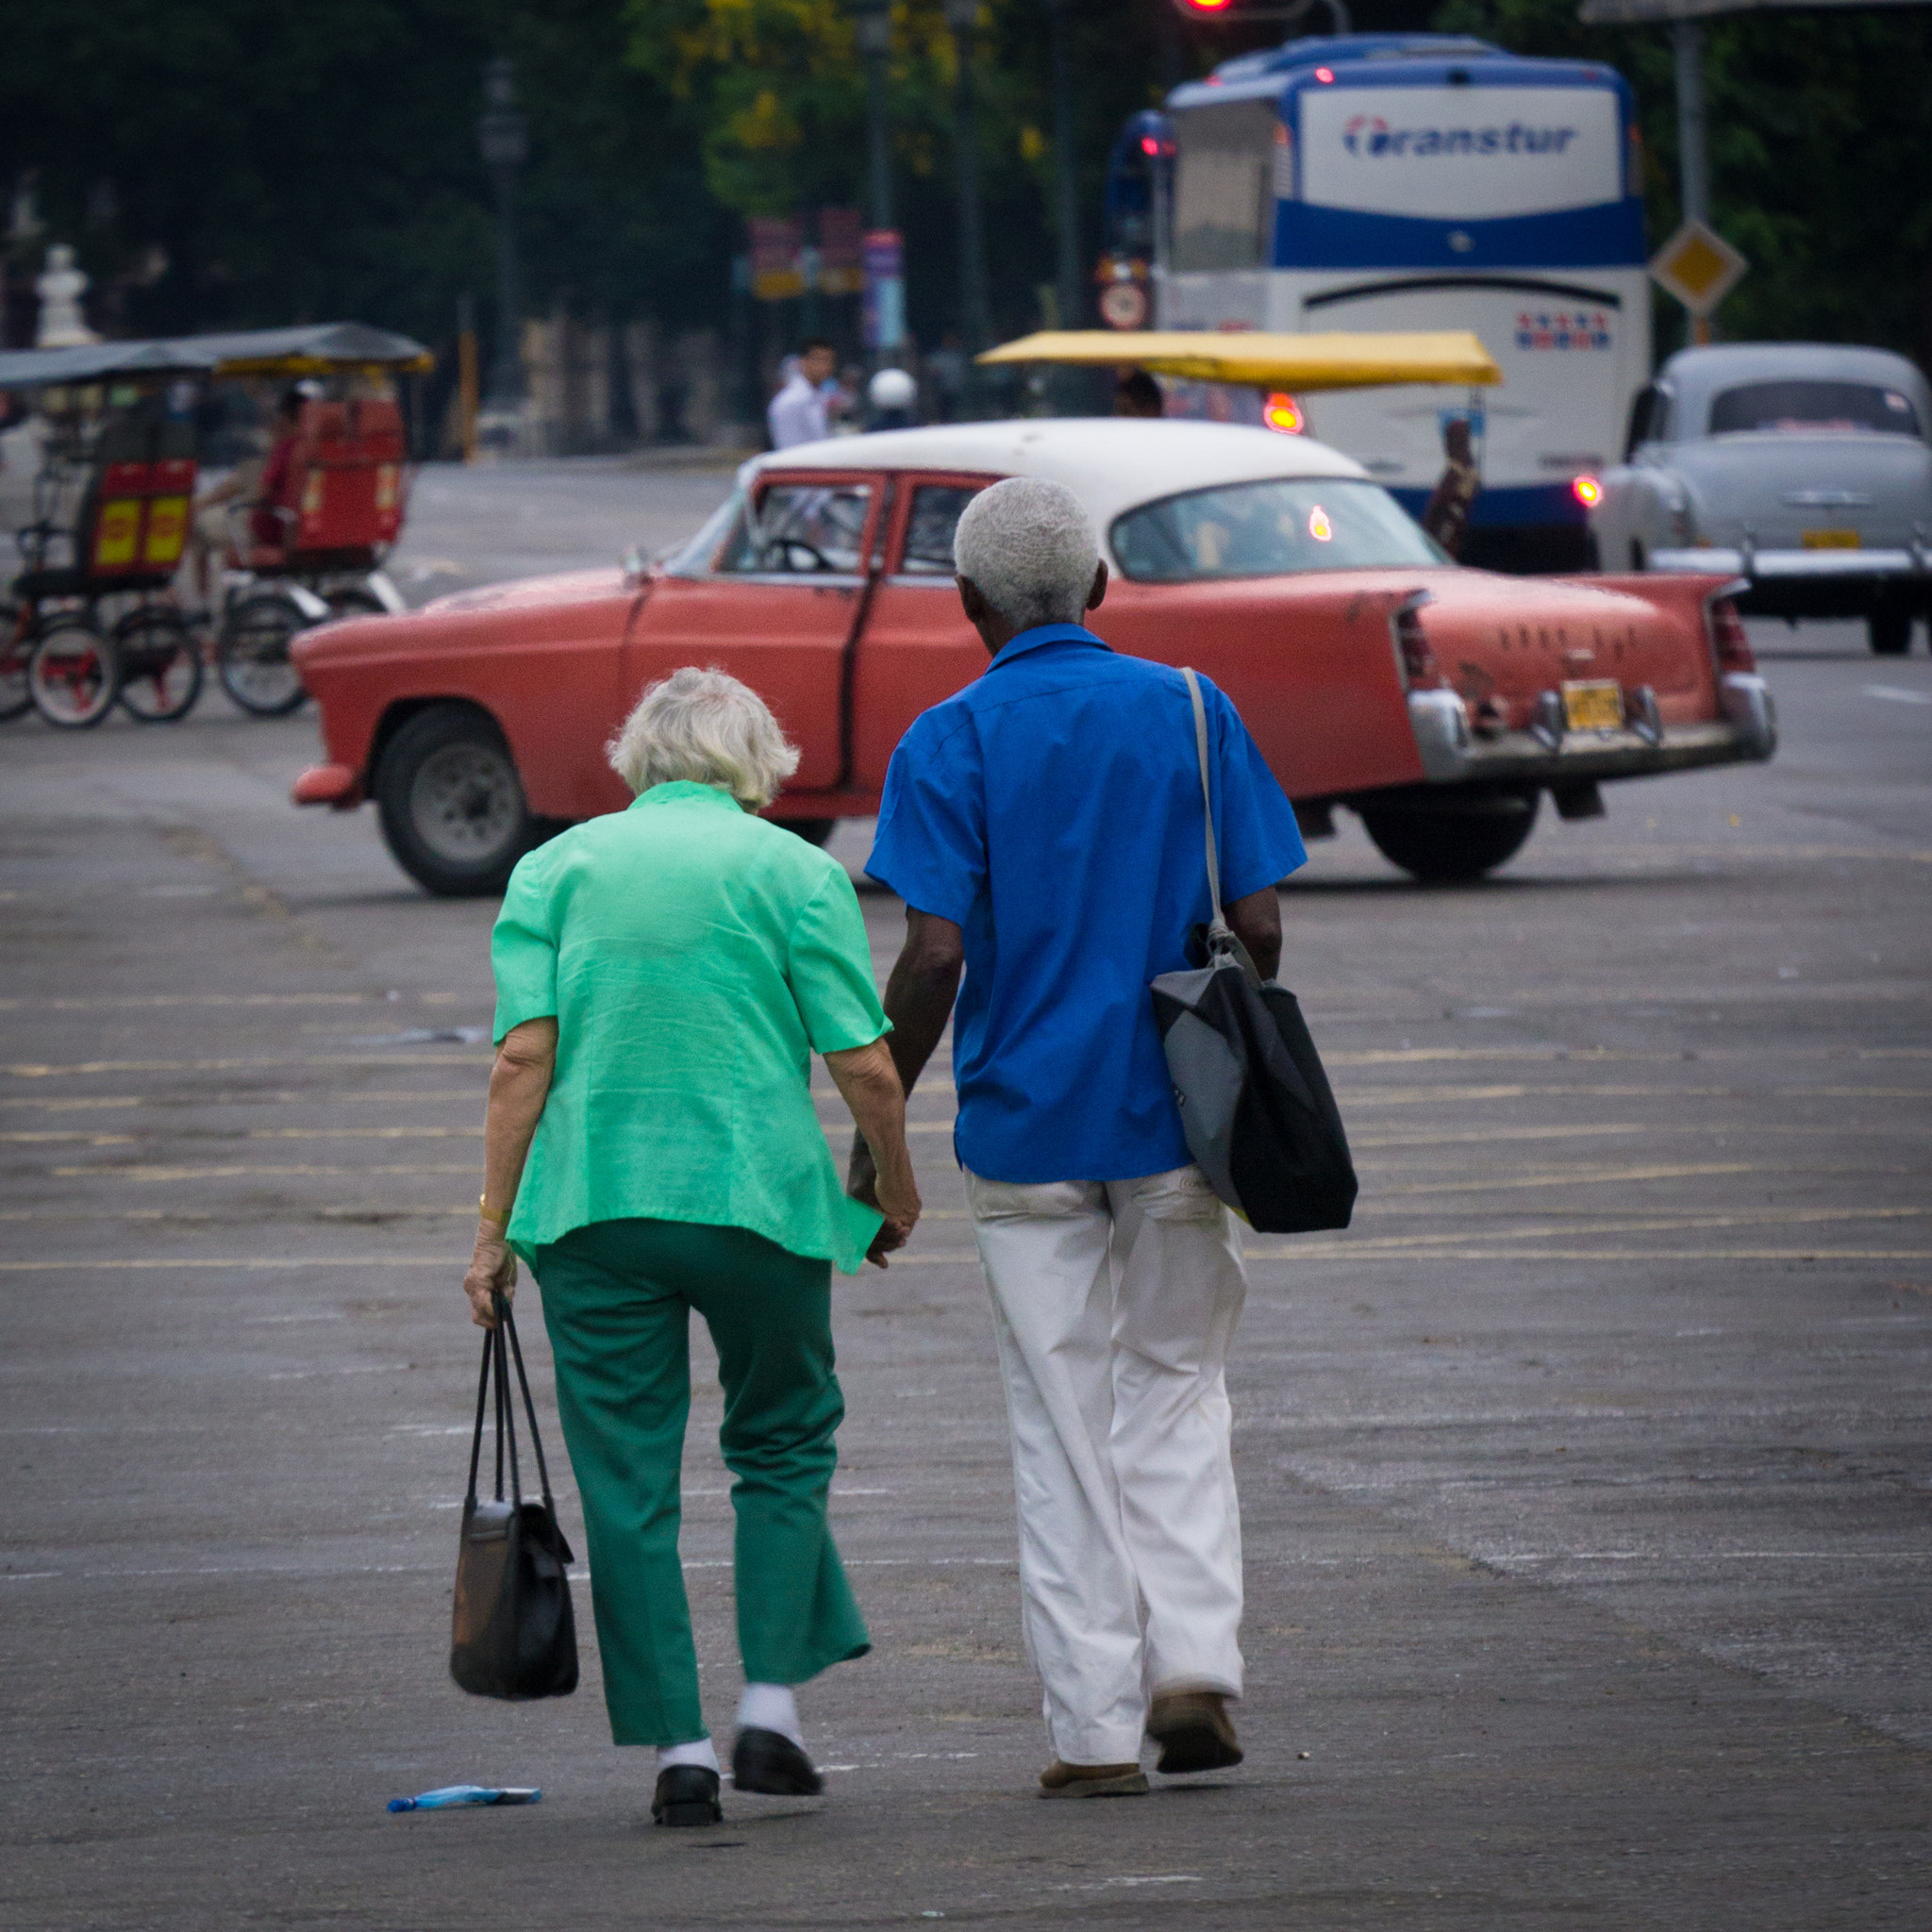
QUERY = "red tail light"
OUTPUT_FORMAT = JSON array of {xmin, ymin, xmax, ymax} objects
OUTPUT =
[
  {"xmin": 1393, "ymin": 596, "xmax": 1441, "ymax": 690},
  {"xmin": 1707, "ymin": 595, "xmax": 1756, "ymax": 674}
]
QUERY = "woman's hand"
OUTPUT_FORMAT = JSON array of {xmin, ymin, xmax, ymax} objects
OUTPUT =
[{"xmin": 462, "ymin": 1220, "xmax": 518, "ymax": 1328}]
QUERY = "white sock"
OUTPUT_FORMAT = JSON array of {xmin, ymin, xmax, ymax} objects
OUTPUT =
[
  {"xmin": 658, "ymin": 1738, "xmax": 719, "ymax": 1774},
  {"xmin": 736, "ymin": 1681, "xmax": 802, "ymax": 1747}
]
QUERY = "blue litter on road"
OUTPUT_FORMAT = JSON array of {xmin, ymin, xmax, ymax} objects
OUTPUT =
[{"xmin": 387, "ymin": 1785, "xmax": 541, "ymax": 1812}]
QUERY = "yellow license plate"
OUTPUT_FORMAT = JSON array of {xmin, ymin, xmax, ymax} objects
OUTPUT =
[
  {"xmin": 1561, "ymin": 679, "xmax": 1624, "ymax": 732},
  {"xmin": 1801, "ymin": 528, "xmax": 1861, "ymax": 549}
]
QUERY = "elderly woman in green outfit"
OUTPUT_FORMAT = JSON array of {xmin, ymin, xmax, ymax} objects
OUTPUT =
[{"xmin": 460, "ymin": 666, "xmax": 921, "ymax": 1830}]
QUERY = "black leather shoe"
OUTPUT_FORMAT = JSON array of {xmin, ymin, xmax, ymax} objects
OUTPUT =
[
  {"xmin": 732, "ymin": 1726, "xmax": 823, "ymax": 1796},
  {"xmin": 652, "ymin": 1764, "xmax": 723, "ymax": 1827}
]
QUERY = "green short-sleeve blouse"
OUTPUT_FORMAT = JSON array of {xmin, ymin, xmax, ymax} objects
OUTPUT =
[{"xmin": 491, "ymin": 781, "xmax": 889, "ymax": 1274}]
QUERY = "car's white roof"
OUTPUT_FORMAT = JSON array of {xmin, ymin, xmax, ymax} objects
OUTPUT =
[{"xmin": 747, "ymin": 417, "xmax": 1369, "ymax": 538}]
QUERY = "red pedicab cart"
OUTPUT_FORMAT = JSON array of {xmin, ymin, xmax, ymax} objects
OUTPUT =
[
  {"xmin": 0, "ymin": 341, "xmax": 207, "ymax": 726},
  {"xmin": 0, "ymin": 322, "xmax": 431, "ymax": 726}
]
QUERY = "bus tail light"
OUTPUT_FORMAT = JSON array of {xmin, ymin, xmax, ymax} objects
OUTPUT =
[
  {"xmin": 1263, "ymin": 392, "xmax": 1304, "ymax": 434},
  {"xmin": 1572, "ymin": 474, "xmax": 1602, "ymax": 508}
]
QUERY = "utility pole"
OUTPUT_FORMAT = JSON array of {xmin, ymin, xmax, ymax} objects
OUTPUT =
[
  {"xmin": 1047, "ymin": 0, "xmax": 1082, "ymax": 332},
  {"xmin": 1672, "ymin": 20, "xmax": 1713, "ymax": 343},
  {"xmin": 944, "ymin": 0, "xmax": 992, "ymax": 353},
  {"xmin": 475, "ymin": 57, "xmax": 528, "ymax": 411}
]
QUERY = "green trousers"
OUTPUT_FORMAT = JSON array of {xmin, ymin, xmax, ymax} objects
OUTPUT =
[{"xmin": 531, "ymin": 1217, "xmax": 870, "ymax": 1746}]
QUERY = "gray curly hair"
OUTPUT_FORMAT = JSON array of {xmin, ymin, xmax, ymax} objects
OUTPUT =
[
  {"xmin": 954, "ymin": 476, "xmax": 1100, "ymax": 630},
  {"xmin": 607, "ymin": 666, "xmax": 801, "ymax": 809}
]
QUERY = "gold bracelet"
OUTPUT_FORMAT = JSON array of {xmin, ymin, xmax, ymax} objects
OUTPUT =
[{"xmin": 478, "ymin": 1193, "xmax": 510, "ymax": 1229}]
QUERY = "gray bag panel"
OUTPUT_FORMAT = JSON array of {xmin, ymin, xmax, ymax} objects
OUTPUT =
[{"xmin": 1153, "ymin": 999, "xmax": 1245, "ymax": 1206}]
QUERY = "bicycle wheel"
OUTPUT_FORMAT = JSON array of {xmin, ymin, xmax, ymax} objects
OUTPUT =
[
  {"xmin": 0, "ymin": 603, "xmax": 30, "ymax": 723},
  {"xmin": 325, "ymin": 585, "xmax": 389, "ymax": 622},
  {"xmin": 115, "ymin": 607, "xmax": 204, "ymax": 723},
  {"xmin": 28, "ymin": 613, "xmax": 120, "ymax": 729},
  {"xmin": 217, "ymin": 590, "xmax": 309, "ymax": 715}
]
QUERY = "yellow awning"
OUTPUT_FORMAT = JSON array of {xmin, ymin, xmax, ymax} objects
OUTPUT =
[{"xmin": 976, "ymin": 329, "xmax": 1503, "ymax": 392}]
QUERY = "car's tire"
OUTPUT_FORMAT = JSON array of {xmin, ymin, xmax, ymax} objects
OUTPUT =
[
  {"xmin": 28, "ymin": 614, "xmax": 120, "ymax": 729},
  {"xmin": 1359, "ymin": 791, "xmax": 1540, "ymax": 884},
  {"xmin": 115, "ymin": 607, "xmax": 204, "ymax": 723},
  {"xmin": 1868, "ymin": 608, "xmax": 1914, "ymax": 657},
  {"xmin": 375, "ymin": 705, "xmax": 543, "ymax": 897},
  {"xmin": 218, "ymin": 590, "xmax": 311, "ymax": 715},
  {"xmin": 781, "ymin": 818, "xmax": 837, "ymax": 847}
]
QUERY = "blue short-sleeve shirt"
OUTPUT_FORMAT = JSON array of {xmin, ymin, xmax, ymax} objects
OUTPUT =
[{"xmin": 866, "ymin": 624, "xmax": 1307, "ymax": 1184}]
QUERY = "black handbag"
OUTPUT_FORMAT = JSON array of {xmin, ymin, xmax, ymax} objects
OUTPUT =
[
  {"xmin": 450, "ymin": 1293, "xmax": 579, "ymax": 1701},
  {"xmin": 1150, "ymin": 668, "xmax": 1358, "ymax": 1235}
]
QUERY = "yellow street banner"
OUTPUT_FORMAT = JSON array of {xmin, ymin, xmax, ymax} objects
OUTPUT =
[{"xmin": 976, "ymin": 329, "xmax": 1504, "ymax": 392}]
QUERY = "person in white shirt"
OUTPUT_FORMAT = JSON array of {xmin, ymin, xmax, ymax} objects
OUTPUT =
[{"xmin": 767, "ymin": 341, "xmax": 838, "ymax": 449}]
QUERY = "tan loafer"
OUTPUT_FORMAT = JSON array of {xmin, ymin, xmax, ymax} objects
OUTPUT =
[
  {"xmin": 1038, "ymin": 1758, "xmax": 1149, "ymax": 1799},
  {"xmin": 1147, "ymin": 1690, "xmax": 1243, "ymax": 1774}
]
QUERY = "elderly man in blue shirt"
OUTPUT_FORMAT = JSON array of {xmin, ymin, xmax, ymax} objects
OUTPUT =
[{"xmin": 853, "ymin": 476, "xmax": 1307, "ymax": 1797}]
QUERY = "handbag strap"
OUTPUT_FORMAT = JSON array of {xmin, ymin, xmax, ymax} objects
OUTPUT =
[
  {"xmin": 461, "ymin": 1297, "xmax": 559, "ymax": 1517},
  {"xmin": 499, "ymin": 1298, "xmax": 558, "ymax": 1514},
  {"xmin": 1180, "ymin": 667, "xmax": 1226, "ymax": 930}
]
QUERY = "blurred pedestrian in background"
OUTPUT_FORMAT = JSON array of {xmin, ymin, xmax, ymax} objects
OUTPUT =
[
  {"xmin": 1112, "ymin": 370, "xmax": 1164, "ymax": 419},
  {"xmin": 856, "ymin": 478, "xmax": 1307, "ymax": 1799},
  {"xmin": 767, "ymin": 340, "xmax": 838, "ymax": 448},
  {"xmin": 462, "ymin": 668, "xmax": 921, "ymax": 1829},
  {"xmin": 1422, "ymin": 416, "xmax": 1482, "ymax": 558}
]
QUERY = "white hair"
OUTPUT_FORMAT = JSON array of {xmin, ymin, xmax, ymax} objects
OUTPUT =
[
  {"xmin": 607, "ymin": 666, "xmax": 800, "ymax": 809},
  {"xmin": 954, "ymin": 476, "xmax": 1099, "ymax": 630}
]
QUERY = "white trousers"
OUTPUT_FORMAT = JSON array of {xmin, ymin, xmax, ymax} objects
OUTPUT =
[{"xmin": 965, "ymin": 1163, "xmax": 1248, "ymax": 1766}]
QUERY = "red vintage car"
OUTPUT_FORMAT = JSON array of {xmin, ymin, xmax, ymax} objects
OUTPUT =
[{"xmin": 290, "ymin": 418, "xmax": 1775, "ymax": 893}]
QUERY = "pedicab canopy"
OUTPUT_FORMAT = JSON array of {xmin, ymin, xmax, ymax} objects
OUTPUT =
[
  {"xmin": 976, "ymin": 330, "xmax": 1504, "ymax": 392},
  {"xmin": 0, "ymin": 321, "xmax": 433, "ymax": 393}
]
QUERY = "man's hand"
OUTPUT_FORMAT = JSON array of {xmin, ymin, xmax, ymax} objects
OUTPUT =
[
  {"xmin": 849, "ymin": 1131, "xmax": 918, "ymax": 1267},
  {"xmin": 462, "ymin": 1221, "xmax": 517, "ymax": 1328}
]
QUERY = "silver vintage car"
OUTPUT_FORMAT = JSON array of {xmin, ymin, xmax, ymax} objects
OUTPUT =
[{"xmin": 1591, "ymin": 342, "xmax": 1932, "ymax": 655}]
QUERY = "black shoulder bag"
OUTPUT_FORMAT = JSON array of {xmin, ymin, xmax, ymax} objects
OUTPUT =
[
  {"xmin": 1150, "ymin": 668, "xmax": 1358, "ymax": 1235},
  {"xmin": 450, "ymin": 1292, "xmax": 579, "ymax": 1701}
]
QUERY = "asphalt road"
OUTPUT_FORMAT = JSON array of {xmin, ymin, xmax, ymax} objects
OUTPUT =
[{"xmin": 2, "ymin": 460, "xmax": 1929, "ymax": 1929}]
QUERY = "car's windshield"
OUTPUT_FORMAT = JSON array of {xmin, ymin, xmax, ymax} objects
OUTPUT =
[
  {"xmin": 660, "ymin": 487, "xmax": 744, "ymax": 575},
  {"xmin": 1709, "ymin": 380, "xmax": 1922, "ymax": 439},
  {"xmin": 1110, "ymin": 477, "xmax": 1446, "ymax": 582}
]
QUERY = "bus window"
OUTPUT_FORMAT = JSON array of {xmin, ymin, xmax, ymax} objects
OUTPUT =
[{"xmin": 1174, "ymin": 101, "xmax": 1276, "ymax": 273}]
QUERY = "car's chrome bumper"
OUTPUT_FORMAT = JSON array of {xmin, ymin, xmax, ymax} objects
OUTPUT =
[
  {"xmin": 1406, "ymin": 678, "xmax": 1774, "ymax": 788},
  {"xmin": 1648, "ymin": 545, "xmax": 1931, "ymax": 582}
]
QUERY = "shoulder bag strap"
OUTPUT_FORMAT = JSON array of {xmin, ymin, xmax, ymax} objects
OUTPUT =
[
  {"xmin": 1180, "ymin": 667, "xmax": 1225, "ymax": 931},
  {"xmin": 463, "ymin": 1325, "xmax": 493, "ymax": 1510}
]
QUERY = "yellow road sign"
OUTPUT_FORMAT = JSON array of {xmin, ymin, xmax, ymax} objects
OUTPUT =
[{"xmin": 1649, "ymin": 220, "xmax": 1748, "ymax": 317}]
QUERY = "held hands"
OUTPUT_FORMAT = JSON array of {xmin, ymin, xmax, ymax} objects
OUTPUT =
[
  {"xmin": 462, "ymin": 1219, "xmax": 518, "ymax": 1327},
  {"xmin": 848, "ymin": 1135, "xmax": 921, "ymax": 1269}
]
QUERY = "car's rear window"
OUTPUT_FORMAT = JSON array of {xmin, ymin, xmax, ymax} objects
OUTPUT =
[
  {"xmin": 1111, "ymin": 477, "xmax": 1444, "ymax": 582},
  {"xmin": 1709, "ymin": 380, "xmax": 1921, "ymax": 438}
]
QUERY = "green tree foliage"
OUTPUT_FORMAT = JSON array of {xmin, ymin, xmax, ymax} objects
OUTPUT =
[{"xmin": 1434, "ymin": 0, "xmax": 1932, "ymax": 368}]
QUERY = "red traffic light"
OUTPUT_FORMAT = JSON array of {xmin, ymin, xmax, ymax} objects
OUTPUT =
[{"xmin": 1174, "ymin": 0, "xmax": 1239, "ymax": 14}]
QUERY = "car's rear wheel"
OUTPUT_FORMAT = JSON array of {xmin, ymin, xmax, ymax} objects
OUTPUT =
[
  {"xmin": 1868, "ymin": 608, "xmax": 1914, "ymax": 657},
  {"xmin": 1359, "ymin": 790, "xmax": 1540, "ymax": 884},
  {"xmin": 375, "ymin": 705, "xmax": 545, "ymax": 897}
]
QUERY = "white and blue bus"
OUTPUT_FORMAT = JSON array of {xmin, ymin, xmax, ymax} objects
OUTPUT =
[{"xmin": 1126, "ymin": 33, "xmax": 1649, "ymax": 570}]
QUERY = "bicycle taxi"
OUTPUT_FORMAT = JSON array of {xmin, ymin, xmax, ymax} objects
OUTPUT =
[{"xmin": 0, "ymin": 321, "xmax": 431, "ymax": 727}]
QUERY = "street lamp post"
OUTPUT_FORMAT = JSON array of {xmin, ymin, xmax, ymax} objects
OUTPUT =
[
  {"xmin": 1046, "ymin": 0, "xmax": 1082, "ymax": 335},
  {"xmin": 475, "ymin": 57, "xmax": 528, "ymax": 410},
  {"xmin": 943, "ymin": 0, "xmax": 991, "ymax": 355},
  {"xmin": 852, "ymin": 0, "xmax": 895, "ymax": 239}
]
